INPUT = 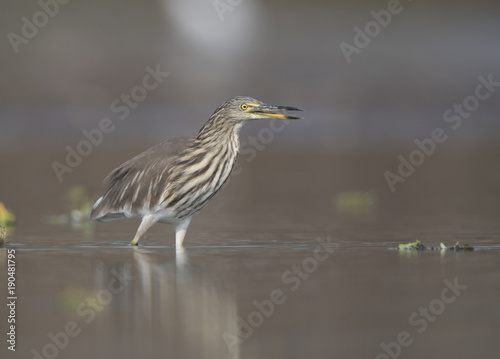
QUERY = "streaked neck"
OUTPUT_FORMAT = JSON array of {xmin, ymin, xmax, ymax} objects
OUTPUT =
[{"xmin": 197, "ymin": 118, "xmax": 243, "ymax": 153}]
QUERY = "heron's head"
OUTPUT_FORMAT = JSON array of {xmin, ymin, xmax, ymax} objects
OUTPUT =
[
  {"xmin": 197, "ymin": 96, "xmax": 303, "ymax": 141},
  {"xmin": 212, "ymin": 96, "xmax": 303, "ymax": 123}
]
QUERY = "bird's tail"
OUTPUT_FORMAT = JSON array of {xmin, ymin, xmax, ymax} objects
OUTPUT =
[{"xmin": 90, "ymin": 195, "xmax": 125, "ymax": 222}]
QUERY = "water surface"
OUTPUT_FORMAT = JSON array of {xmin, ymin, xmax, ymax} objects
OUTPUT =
[{"xmin": 1, "ymin": 150, "xmax": 499, "ymax": 359}]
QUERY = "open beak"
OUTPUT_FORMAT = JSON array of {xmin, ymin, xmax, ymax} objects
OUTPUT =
[{"xmin": 249, "ymin": 103, "xmax": 304, "ymax": 120}]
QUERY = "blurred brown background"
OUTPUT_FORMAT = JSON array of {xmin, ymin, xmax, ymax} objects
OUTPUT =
[
  {"xmin": 0, "ymin": 0, "xmax": 499, "ymax": 218},
  {"xmin": 1, "ymin": 3, "xmax": 500, "ymax": 359},
  {"xmin": 1, "ymin": 0, "xmax": 499, "ymax": 147}
]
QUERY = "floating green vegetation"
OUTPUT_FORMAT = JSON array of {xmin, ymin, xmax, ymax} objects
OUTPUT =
[
  {"xmin": 335, "ymin": 190, "xmax": 377, "ymax": 215},
  {"xmin": 67, "ymin": 185, "xmax": 94, "ymax": 222},
  {"xmin": 398, "ymin": 240, "xmax": 426, "ymax": 250},
  {"xmin": 42, "ymin": 185, "xmax": 95, "ymax": 225},
  {"xmin": 0, "ymin": 202, "xmax": 16, "ymax": 227},
  {"xmin": 440, "ymin": 242, "xmax": 474, "ymax": 251},
  {"xmin": 0, "ymin": 226, "xmax": 5, "ymax": 242},
  {"xmin": 398, "ymin": 240, "xmax": 474, "ymax": 251}
]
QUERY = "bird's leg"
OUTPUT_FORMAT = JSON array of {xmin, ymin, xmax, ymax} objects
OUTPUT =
[
  {"xmin": 130, "ymin": 214, "xmax": 157, "ymax": 246},
  {"xmin": 174, "ymin": 216, "xmax": 192, "ymax": 247}
]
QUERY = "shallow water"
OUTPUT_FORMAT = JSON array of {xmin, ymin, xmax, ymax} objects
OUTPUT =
[{"xmin": 1, "ymin": 150, "xmax": 500, "ymax": 359}]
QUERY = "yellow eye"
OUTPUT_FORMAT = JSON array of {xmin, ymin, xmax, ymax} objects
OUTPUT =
[{"xmin": 240, "ymin": 104, "xmax": 248, "ymax": 111}]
